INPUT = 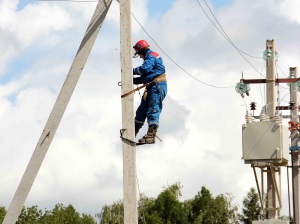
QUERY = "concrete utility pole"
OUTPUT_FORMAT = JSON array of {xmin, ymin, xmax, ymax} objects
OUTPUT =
[
  {"xmin": 2, "ymin": 1, "xmax": 112, "ymax": 223},
  {"xmin": 290, "ymin": 67, "xmax": 300, "ymax": 224},
  {"xmin": 266, "ymin": 39, "xmax": 277, "ymax": 219},
  {"xmin": 119, "ymin": 0, "xmax": 138, "ymax": 223}
]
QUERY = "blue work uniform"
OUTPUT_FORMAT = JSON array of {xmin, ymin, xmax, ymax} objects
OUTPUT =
[{"xmin": 133, "ymin": 50, "xmax": 167, "ymax": 129}]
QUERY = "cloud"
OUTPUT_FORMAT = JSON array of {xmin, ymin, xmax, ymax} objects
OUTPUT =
[{"xmin": 1, "ymin": 0, "xmax": 299, "ymax": 218}]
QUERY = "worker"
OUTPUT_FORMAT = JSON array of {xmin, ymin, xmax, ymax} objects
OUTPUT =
[{"xmin": 133, "ymin": 40, "xmax": 167, "ymax": 144}]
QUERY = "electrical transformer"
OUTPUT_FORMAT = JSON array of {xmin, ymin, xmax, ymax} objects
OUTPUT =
[{"xmin": 242, "ymin": 120, "xmax": 289, "ymax": 165}]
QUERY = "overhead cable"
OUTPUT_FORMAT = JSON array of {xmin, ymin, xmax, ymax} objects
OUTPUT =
[
  {"xmin": 202, "ymin": 0, "xmax": 260, "ymax": 59},
  {"xmin": 38, "ymin": 0, "xmax": 234, "ymax": 89},
  {"xmin": 196, "ymin": 0, "xmax": 264, "ymax": 77},
  {"xmin": 131, "ymin": 13, "xmax": 234, "ymax": 89}
]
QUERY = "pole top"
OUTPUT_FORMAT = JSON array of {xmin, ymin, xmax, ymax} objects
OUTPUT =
[{"xmin": 266, "ymin": 39, "xmax": 275, "ymax": 49}]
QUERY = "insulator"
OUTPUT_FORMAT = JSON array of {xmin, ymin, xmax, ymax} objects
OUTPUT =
[
  {"xmin": 250, "ymin": 102, "xmax": 256, "ymax": 110},
  {"xmin": 245, "ymin": 112, "xmax": 254, "ymax": 123},
  {"xmin": 295, "ymin": 80, "xmax": 300, "ymax": 92},
  {"xmin": 274, "ymin": 112, "xmax": 282, "ymax": 124},
  {"xmin": 263, "ymin": 49, "xmax": 279, "ymax": 62},
  {"xmin": 289, "ymin": 101, "xmax": 295, "ymax": 107},
  {"xmin": 259, "ymin": 112, "xmax": 270, "ymax": 122},
  {"xmin": 263, "ymin": 49, "xmax": 272, "ymax": 61},
  {"xmin": 235, "ymin": 82, "xmax": 251, "ymax": 95},
  {"xmin": 287, "ymin": 74, "xmax": 296, "ymax": 88}
]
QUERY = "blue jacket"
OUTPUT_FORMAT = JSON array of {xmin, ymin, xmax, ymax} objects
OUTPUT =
[{"xmin": 133, "ymin": 50, "xmax": 165, "ymax": 84}]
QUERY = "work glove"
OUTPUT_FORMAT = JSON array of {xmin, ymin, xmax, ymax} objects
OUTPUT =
[
  {"xmin": 133, "ymin": 68, "xmax": 138, "ymax": 75},
  {"xmin": 133, "ymin": 77, "xmax": 142, "ymax": 85}
]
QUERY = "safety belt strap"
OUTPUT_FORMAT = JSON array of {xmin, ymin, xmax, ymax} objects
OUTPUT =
[{"xmin": 121, "ymin": 74, "xmax": 166, "ymax": 98}]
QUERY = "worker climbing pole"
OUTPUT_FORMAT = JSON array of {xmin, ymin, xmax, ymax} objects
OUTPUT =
[{"xmin": 122, "ymin": 39, "xmax": 167, "ymax": 145}]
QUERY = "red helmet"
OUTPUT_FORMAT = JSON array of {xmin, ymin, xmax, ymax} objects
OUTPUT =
[{"xmin": 133, "ymin": 40, "xmax": 150, "ymax": 53}]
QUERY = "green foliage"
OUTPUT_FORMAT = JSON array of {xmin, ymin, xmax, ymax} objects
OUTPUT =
[
  {"xmin": 0, "ymin": 206, "xmax": 7, "ymax": 223},
  {"xmin": 97, "ymin": 200, "xmax": 124, "ymax": 224},
  {"xmin": 278, "ymin": 215, "xmax": 291, "ymax": 221},
  {"xmin": 98, "ymin": 183, "xmax": 240, "ymax": 224},
  {"xmin": 41, "ymin": 203, "xmax": 94, "ymax": 224},
  {"xmin": 189, "ymin": 186, "xmax": 213, "ymax": 223},
  {"xmin": 154, "ymin": 185, "xmax": 188, "ymax": 224},
  {"xmin": 163, "ymin": 182, "xmax": 183, "ymax": 199},
  {"xmin": 138, "ymin": 193, "xmax": 161, "ymax": 224},
  {"xmin": 81, "ymin": 213, "xmax": 98, "ymax": 224},
  {"xmin": 0, "ymin": 203, "xmax": 96, "ymax": 224},
  {"xmin": 240, "ymin": 187, "xmax": 262, "ymax": 224},
  {"xmin": 17, "ymin": 205, "xmax": 43, "ymax": 224},
  {"xmin": 201, "ymin": 194, "xmax": 238, "ymax": 224}
]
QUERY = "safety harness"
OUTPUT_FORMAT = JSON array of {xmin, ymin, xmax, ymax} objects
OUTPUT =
[{"xmin": 121, "ymin": 74, "xmax": 166, "ymax": 98}]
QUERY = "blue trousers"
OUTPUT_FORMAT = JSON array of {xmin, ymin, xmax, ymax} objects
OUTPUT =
[{"xmin": 135, "ymin": 82, "xmax": 167, "ymax": 130}]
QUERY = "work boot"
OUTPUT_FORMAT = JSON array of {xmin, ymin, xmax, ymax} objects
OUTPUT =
[{"xmin": 138, "ymin": 126, "xmax": 158, "ymax": 144}]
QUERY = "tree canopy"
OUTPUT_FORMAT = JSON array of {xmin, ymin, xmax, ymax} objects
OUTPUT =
[
  {"xmin": 239, "ymin": 187, "xmax": 262, "ymax": 224},
  {"xmin": 0, "ymin": 204, "xmax": 96, "ymax": 224},
  {"xmin": 97, "ymin": 183, "xmax": 240, "ymax": 224},
  {"xmin": 0, "ymin": 184, "xmax": 270, "ymax": 224}
]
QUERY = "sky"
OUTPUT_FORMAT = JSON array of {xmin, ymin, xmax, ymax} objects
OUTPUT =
[{"xmin": 1, "ymin": 0, "xmax": 300, "ymax": 220}]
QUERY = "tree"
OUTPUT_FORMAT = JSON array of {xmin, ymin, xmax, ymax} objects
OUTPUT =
[
  {"xmin": 138, "ymin": 194, "xmax": 162, "ymax": 224},
  {"xmin": 97, "ymin": 183, "xmax": 240, "ymax": 224},
  {"xmin": 1, "ymin": 204, "xmax": 96, "ymax": 223},
  {"xmin": 16, "ymin": 206, "xmax": 43, "ymax": 224},
  {"xmin": 240, "ymin": 187, "xmax": 262, "ymax": 224},
  {"xmin": 97, "ymin": 200, "xmax": 124, "ymax": 224},
  {"xmin": 154, "ymin": 184, "xmax": 188, "ymax": 224},
  {"xmin": 188, "ymin": 186, "xmax": 213, "ymax": 223},
  {"xmin": 41, "ymin": 204, "xmax": 84, "ymax": 223},
  {"xmin": 81, "ymin": 213, "xmax": 98, "ymax": 224},
  {"xmin": 201, "ymin": 193, "xmax": 238, "ymax": 224},
  {"xmin": 0, "ymin": 206, "xmax": 6, "ymax": 223}
]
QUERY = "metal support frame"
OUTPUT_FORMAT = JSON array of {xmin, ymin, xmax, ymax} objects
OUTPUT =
[
  {"xmin": 270, "ymin": 164, "xmax": 282, "ymax": 209},
  {"xmin": 253, "ymin": 165, "xmax": 264, "ymax": 210},
  {"xmin": 241, "ymin": 78, "xmax": 300, "ymax": 84},
  {"xmin": 253, "ymin": 164, "xmax": 282, "ymax": 213}
]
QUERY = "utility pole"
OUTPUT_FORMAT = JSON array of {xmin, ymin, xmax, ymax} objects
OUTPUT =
[
  {"xmin": 2, "ymin": 1, "xmax": 112, "ymax": 223},
  {"xmin": 119, "ymin": 0, "xmax": 138, "ymax": 223},
  {"xmin": 266, "ymin": 39, "xmax": 277, "ymax": 219},
  {"xmin": 241, "ymin": 40, "xmax": 293, "ymax": 224},
  {"xmin": 290, "ymin": 67, "xmax": 300, "ymax": 224}
]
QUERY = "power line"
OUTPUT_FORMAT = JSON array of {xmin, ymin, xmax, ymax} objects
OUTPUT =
[
  {"xmin": 202, "ymin": 0, "xmax": 260, "ymax": 59},
  {"xmin": 37, "ymin": 0, "xmax": 233, "ymax": 88},
  {"xmin": 131, "ymin": 13, "xmax": 234, "ymax": 89},
  {"xmin": 196, "ymin": 0, "xmax": 264, "ymax": 77}
]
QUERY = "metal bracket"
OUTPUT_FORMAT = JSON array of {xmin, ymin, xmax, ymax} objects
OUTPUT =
[{"xmin": 120, "ymin": 129, "xmax": 136, "ymax": 147}]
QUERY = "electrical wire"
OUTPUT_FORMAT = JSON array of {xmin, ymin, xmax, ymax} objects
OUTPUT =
[
  {"xmin": 41, "ymin": 0, "xmax": 246, "ymax": 89},
  {"xmin": 196, "ymin": 0, "xmax": 264, "ymax": 77},
  {"xmin": 201, "ymin": 0, "xmax": 260, "ymax": 59},
  {"xmin": 131, "ymin": 13, "xmax": 234, "ymax": 89},
  {"xmin": 276, "ymin": 62, "xmax": 288, "ymax": 78}
]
